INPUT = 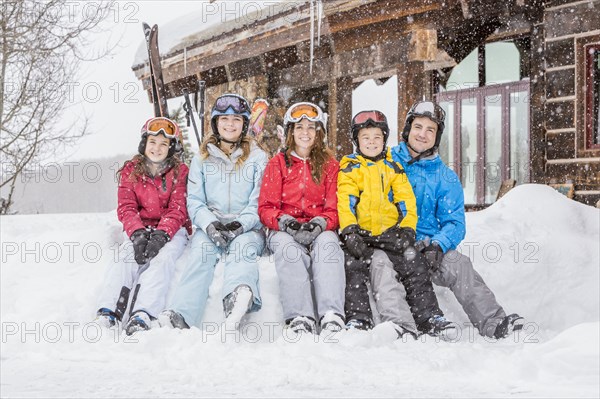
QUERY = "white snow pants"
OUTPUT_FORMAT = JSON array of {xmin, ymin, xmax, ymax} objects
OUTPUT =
[{"xmin": 97, "ymin": 228, "xmax": 188, "ymax": 319}]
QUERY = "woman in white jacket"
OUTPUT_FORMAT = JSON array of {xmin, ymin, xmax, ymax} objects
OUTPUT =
[{"xmin": 160, "ymin": 94, "xmax": 268, "ymax": 330}]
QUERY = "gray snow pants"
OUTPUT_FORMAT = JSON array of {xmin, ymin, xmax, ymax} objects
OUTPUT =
[
  {"xmin": 268, "ymin": 230, "xmax": 345, "ymax": 322},
  {"xmin": 370, "ymin": 249, "xmax": 506, "ymax": 337}
]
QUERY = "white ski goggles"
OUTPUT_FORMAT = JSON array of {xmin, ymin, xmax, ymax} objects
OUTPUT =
[
  {"xmin": 141, "ymin": 117, "xmax": 180, "ymax": 139},
  {"xmin": 283, "ymin": 102, "xmax": 328, "ymax": 129}
]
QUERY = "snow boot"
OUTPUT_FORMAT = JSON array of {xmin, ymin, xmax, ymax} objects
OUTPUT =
[
  {"xmin": 223, "ymin": 285, "xmax": 253, "ymax": 330},
  {"xmin": 392, "ymin": 323, "xmax": 418, "ymax": 340},
  {"xmin": 125, "ymin": 310, "xmax": 152, "ymax": 336},
  {"xmin": 287, "ymin": 316, "xmax": 316, "ymax": 334},
  {"xmin": 494, "ymin": 313, "xmax": 525, "ymax": 339},
  {"xmin": 95, "ymin": 308, "xmax": 119, "ymax": 329},
  {"xmin": 420, "ymin": 315, "xmax": 457, "ymax": 338},
  {"xmin": 158, "ymin": 309, "xmax": 190, "ymax": 329},
  {"xmin": 345, "ymin": 318, "xmax": 372, "ymax": 331},
  {"xmin": 320, "ymin": 311, "xmax": 345, "ymax": 333}
]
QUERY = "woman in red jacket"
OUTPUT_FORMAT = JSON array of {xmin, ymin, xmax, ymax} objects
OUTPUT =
[
  {"xmin": 258, "ymin": 102, "xmax": 345, "ymax": 334},
  {"xmin": 95, "ymin": 117, "xmax": 190, "ymax": 335}
]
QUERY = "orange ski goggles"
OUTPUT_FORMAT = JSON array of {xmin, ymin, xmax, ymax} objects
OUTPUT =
[{"xmin": 142, "ymin": 117, "xmax": 180, "ymax": 139}]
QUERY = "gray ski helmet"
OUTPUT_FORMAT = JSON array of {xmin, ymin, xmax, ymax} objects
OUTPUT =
[
  {"xmin": 210, "ymin": 94, "xmax": 251, "ymax": 139},
  {"xmin": 402, "ymin": 101, "xmax": 446, "ymax": 149}
]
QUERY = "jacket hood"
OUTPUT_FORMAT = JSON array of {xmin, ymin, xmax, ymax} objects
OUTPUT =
[
  {"xmin": 206, "ymin": 141, "xmax": 261, "ymax": 165},
  {"xmin": 394, "ymin": 142, "xmax": 441, "ymax": 171},
  {"xmin": 340, "ymin": 147, "xmax": 395, "ymax": 168}
]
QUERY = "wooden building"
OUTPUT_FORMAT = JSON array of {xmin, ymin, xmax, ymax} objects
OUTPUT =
[{"xmin": 131, "ymin": 0, "xmax": 600, "ymax": 207}]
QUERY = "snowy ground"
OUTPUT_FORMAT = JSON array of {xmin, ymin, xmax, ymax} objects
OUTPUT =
[{"xmin": 1, "ymin": 184, "xmax": 599, "ymax": 398}]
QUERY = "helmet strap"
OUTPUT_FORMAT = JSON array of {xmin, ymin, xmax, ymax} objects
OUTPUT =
[
  {"xmin": 217, "ymin": 135, "xmax": 241, "ymax": 151},
  {"xmin": 406, "ymin": 141, "xmax": 437, "ymax": 165},
  {"xmin": 358, "ymin": 147, "xmax": 386, "ymax": 162}
]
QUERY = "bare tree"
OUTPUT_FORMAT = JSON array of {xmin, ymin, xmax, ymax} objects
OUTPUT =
[{"xmin": 0, "ymin": 0, "xmax": 115, "ymax": 214}]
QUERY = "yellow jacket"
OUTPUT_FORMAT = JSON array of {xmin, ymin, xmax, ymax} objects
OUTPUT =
[{"xmin": 337, "ymin": 148, "xmax": 418, "ymax": 236}]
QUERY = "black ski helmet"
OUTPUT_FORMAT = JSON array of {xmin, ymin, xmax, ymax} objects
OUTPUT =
[
  {"xmin": 401, "ymin": 101, "xmax": 446, "ymax": 150},
  {"xmin": 138, "ymin": 117, "xmax": 182, "ymax": 158},
  {"xmin": 350, "ymin": 110, "xmax": 390, "ymax": 149}
]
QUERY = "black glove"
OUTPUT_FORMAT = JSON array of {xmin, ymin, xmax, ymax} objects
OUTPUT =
[
  {"xmin": 278, "ymin": 215, "xmax": 302, "ymax": 237},
  {"xmin": 294, "ymin": 217, "xmax": 327, "ymax": 246},
  {"xmin": 130, "ymin": 229, "xmax": 150, "ymax": 265},
  {"xmin": 341, "ymin": 224, "xmax": 371, "ymax": 259},
  {"xmin": 206, "ymin": 221, "xmax": 230, "ymax": 249},
  {"xmin": 422, "ymin": 241, "xmax": 444, "ymax": 271},
  {"xmin": 144, "ymin": 229, "xmax": 170, "ymax": 261},
  {"xmin": 376, "ymin": 225, "xmax": 416, "ymax": 254}
]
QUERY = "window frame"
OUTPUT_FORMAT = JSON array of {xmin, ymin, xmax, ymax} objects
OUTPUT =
[
  {"xmin": 585, "ymin": 43, "xmax": 600, "ymax": 150},
  {"xmin": 436, "ymin": 81, "xmax": 530, "ymax": 205}
]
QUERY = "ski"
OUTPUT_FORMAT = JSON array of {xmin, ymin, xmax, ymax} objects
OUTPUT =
[
  {"xmin": 148, "ymin": 24, "xmax": 169, "ymax": 117},
  {"xmin": 249, "ymin": 99, "xmax": 270, "ymax": 140},
  {"xmin": 142, "ymin": 22, "xmax": 161, "ymax": 117}
]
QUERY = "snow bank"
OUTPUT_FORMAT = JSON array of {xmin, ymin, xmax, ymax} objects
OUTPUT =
[{"xmin": 1, "ymin": 184, "xmax": 598, "ymax": 397}]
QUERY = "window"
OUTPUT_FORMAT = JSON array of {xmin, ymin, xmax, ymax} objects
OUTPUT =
[
  {"xmin": 586, "ymin": 44, "xmax": 600, "ymax": 149},
  {"xmin": 435, "ymin": 39, "xmax": 529, "ymax": 205}
]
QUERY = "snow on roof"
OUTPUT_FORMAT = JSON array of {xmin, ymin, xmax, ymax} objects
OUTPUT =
[{"xmin": 132, "ymin": 1, "xmax": 306, "ymax": 67}]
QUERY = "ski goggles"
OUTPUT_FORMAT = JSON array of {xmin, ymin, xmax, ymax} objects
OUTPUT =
[
  {"xmin": 284, "ymin": 102, "xmax": 327, "ymax": 125},
  {"xmin": 352, "ymin": 110, "xmax": 388, "ymax": 129},
  {"xmin": 143, "ymin": 117, "xmax": 180, "ymax": 139},
  {"xmin": 213, "ymin": 94, "xmax": 251, "ymax": 114},
  {"xmin": 409, "ymin": 101, "xmax": 446, "ymax": 124}
]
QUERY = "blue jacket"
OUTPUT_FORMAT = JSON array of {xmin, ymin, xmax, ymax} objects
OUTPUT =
[
  {"xmin": 391, "ymin": 142, "xmax": 465, "ymax": 252},
  {"xmin": 187, "ymin": 142, "xmax": 268, "ymax": 234}
]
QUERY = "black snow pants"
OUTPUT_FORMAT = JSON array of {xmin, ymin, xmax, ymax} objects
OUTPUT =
[{"xmin": 344, "ymin": 238, "xmax": 442, "ymax": 328}]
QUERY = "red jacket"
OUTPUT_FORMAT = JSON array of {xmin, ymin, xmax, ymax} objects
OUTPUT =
[
  {"xmin": 117, "ymin": 160, "xmax": 191, "ymax": 238},
  {"xmin": 259, "ymin": 152, "xmax": 339, "ymax": 231}
]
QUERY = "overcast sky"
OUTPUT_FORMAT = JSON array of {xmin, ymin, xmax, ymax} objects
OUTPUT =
[{"xmin": 66, "ymin": 0, "xmax": 397, "ymax": 162}]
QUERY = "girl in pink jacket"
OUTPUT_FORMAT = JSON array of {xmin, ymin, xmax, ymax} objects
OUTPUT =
[{"xmin": 95, "ymin": 117, "xmax": 190, "ymax": 335}]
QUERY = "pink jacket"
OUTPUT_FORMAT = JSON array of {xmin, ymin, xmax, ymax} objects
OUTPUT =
[{"xmin": 117, "ymin": 160, "xmax": 191, "ymax": 238}]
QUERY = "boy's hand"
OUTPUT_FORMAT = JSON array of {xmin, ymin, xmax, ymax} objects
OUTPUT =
[
  {"xmin": 341, "ymin": 224, "xmax": 371, "ymax": 259},
  {"xmin": 377, "ymin": 226, "xmax": 416, "ymax": 254}
]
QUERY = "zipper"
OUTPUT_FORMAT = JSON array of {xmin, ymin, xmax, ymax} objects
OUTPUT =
[
  {"xmin": 378, "ymin": 162, "xmax": 385, "ymax": 234},
  {"xmin": 227, "ymin": 164, "xmax": 232, "ymax": 214},
  {"xmin": 301, "ymin": 159, "xmax": 307, "ymax": 215}
]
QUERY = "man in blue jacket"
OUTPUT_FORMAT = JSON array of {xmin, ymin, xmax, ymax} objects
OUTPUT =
[{"xmin": 371, "ymin": 100, "xmax": 523, "ymax": 339}]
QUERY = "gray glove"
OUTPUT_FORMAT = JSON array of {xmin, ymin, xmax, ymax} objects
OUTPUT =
[
  {"xmin": 224, "ymin": 221, "xmax": 244, "ymax": 240},
  {"xmin": 206, "ymin": 221, "xmax": 230, "ymax": 249},
  {"xmin": 278, "ymin": 214, "xmax": 302, "ymax": 237},
  {"xmin": 294, "ymin": 217, "xmax": 327, "ymax": 246}
]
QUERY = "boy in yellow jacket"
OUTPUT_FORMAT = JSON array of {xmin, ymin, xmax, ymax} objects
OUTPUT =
[{"xmin": 337, "ymin": 110, "xmax": 454, "ymax": 338}]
